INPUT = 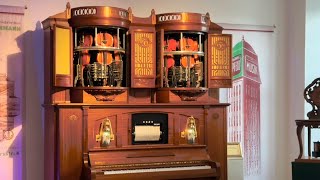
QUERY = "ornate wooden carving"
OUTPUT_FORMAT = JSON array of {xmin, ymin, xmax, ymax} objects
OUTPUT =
[
  {"xmin": 68, "ymin": 6, "xmax": 130, "ymax": 28},
  {"xmin": 170, "ymin": 88, "xmax": 208, "ymax": 101},
  {"xmin": 304, "ymin": 78, "xmax": 320, "ymax": 119},
  {"xmin": 83, "ymin": 87, "xmax": 127, "ymax": 101},
  {"xmin": 133, "ymin": 32, "xmax": 154, "ymax": 75}
]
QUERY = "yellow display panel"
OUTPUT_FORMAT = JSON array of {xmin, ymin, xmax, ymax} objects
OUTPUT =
[
  {"xmin": 134, "ymin": 32, "xmax": 154, "ymax": 76},
  {"xmin": 210, "ymin": 34, "xmax": 232, "ymax": 78},
  {"xmin": 55, "ymin": 27, "xmax": 71, "ymax": 75}
]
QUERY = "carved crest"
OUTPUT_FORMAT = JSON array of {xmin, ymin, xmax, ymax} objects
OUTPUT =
[{"xmin": 304, "ymin": 78, "xmax": 320, "ymax": 119}]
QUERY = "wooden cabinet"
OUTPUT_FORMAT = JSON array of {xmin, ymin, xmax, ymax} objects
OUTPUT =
[{"xmin": 42, "ymin": 3, "xmax": 232, "ymax": 180}]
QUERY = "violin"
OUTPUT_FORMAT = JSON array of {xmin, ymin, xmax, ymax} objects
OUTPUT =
[
  {"xmin": 166, "ymin": 55, "xmax": 175, "ymax": 69},
  {"xmin": 179, "ymin": 37, "xmax": 198, "ymax": 68},
  {"xmin": 81, "ymin": 34, "xmax": 93, "ymax": 65},
  {"xmin": 96, "ymin": 32, "xmax": 118, "ymax": 65},
  {"xmin": 82, "ymin": 34, "xmax": 93, "ymax": 47},
  {"xmin": 179, "ymin": 37, "xmax": 198, "ymax": 51},
  {"xmin": 180, "ymin": 56, "xmax": 195, "ymax": 68},
  {"xmin": 163, "ymin": 38, "xmax": 177, "ymax": 69},
  {"xmin": 82, "ymin": 53, "xmax": 91, "ymax": 66},
  {"xmin": 97, "ymin": 52, "xmax": 113, "ymax": 65},
  {"xmin": 113, "ymin": 35, "xmax": 122, "ymax": 61},
  {"xmin": 192, "ymin": 40, "xmax": 199, "ymax": 51},
  {"xmin": 191, "ymin": 39, "xmax": 199, "ymax": 59},
  {"xmin": 96, "ymin": 32, "xmax": 113, "ymax": 47},
  {"xmin": 113, "ymin": 35, "xmax": 120, "ymax": 48},
  {"xmin": 164, "ymin": 38, "xmax": 178, "ymax": 51},
  {"xmin": 115, "ymin": 52, "xmax": 121, "ymax": 61}
]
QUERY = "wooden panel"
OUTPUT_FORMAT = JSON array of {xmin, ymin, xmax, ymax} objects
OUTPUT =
[
  {"xmin": 118, "ymin": 113, "xmax": 129, "ymax": 147},
  {"xmin": 86, "ymin": 107, "xmax": 209, "ymax": 149},
  {"xmin": 53, "ymin": 25, "xmax": 73, "ymax": 87},
  {"xmin": 206, "ymin": 107, "xmax": 228, "ymax": 180},
  {"xmin": 87, "ymin": 108, "xmax": 178, "ymax": 149},
  {"xmin": 128, "ymin": 89, "xmax": 153, "ymax": 103},
  {"xmin": 208, "ymin": 34, "xmax": 232, "ymax": 88},
  {"xmin": 87, "ymin": 109, "xmax": 126, "ymax": 149},
  {"xmin": 168, "ymin": 113, "xmax": 175, "ymax": 145},
  {"xmin": 58, "ymin": 108, "xmax": 83, "ymax": 180},
  {"xmin": 131, "ymin": 31, "xmax": 156, "ymax": 88}
]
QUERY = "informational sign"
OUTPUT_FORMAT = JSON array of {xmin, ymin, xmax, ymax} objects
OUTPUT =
[
  {"xmin": 0, "ymin": 5, "xmax": 25, "ymax": 180},
  {"xmin": 227, "ymin": 142, "xmax": 243, "ymax": 157}
]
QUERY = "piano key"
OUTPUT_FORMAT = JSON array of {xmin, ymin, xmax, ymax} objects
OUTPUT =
[{"xmin": 103, "ymin": 165, "xmax": 212, "ymax": 175}]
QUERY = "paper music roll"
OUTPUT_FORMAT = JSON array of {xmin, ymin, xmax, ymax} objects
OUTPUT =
[{"xmin": 134, "ymin": 125, "xmax": 161, "ymax": 141}]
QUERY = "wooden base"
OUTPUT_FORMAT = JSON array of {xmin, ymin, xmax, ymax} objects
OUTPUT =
[{"xmin": 70, "ymin": 88, "xmax": 128, "ymax": 103}]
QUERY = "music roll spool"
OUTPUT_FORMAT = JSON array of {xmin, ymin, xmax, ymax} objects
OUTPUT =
[{"xmin": 134, "ymin": 125, "xmax": 161, "ymax": 142}]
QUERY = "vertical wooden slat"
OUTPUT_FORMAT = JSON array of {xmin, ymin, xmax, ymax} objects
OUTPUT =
[
  {"xmin": 59, "ymin": 108, "xmax": 83, "ymax": 179},
  {"xmin": 156, "ymin": 30, "xmax": 164, "ymax": 88}
]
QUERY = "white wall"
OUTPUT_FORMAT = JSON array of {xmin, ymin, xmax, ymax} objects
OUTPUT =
[
  {"xmin": 0, "ymin": 0, "xmax": 301, "ymax": 180},
  {"xmin": 128, "ymin": 0, "xmax": 275, "ymax": 25},
  {"xmin": 306, "ymin": 0, "xmax": 320, "ymax": 83},
  {"xmin": 305, "ymin": 0, "xmax": 320, "ymax": 156},
  {"xmin": 285, "ymin": 0, "xmax": 306, "ymax": 179}
]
